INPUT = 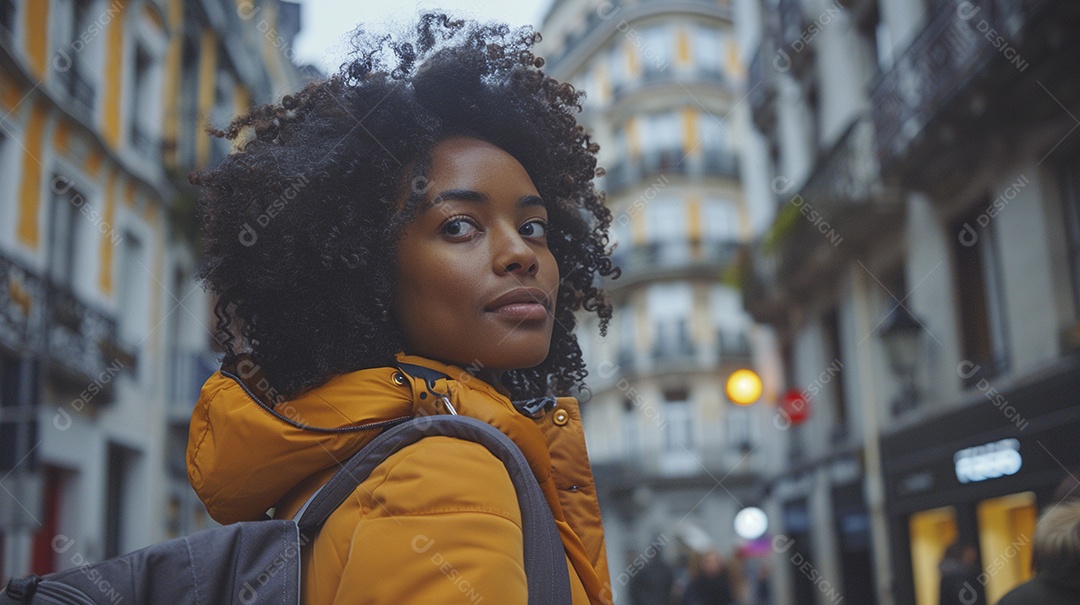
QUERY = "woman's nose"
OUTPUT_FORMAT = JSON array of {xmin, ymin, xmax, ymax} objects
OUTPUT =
[{"xmin": 494, "ymin": 229, "xmax": 539, "ymax": 276}]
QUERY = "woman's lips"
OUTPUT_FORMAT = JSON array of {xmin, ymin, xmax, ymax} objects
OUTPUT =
[{"xmin": 488, "ymin": 302, "xmax": 549, "ymax": 321}]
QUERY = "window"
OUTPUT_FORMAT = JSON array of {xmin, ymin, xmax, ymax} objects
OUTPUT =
[
  {"xmin": 118, "ymin": 230, "xmax": 148, "ymax": 374},
  {"xmin": 55, "ymin": 0, "xmax": 99, "ymax": 114},
  {"xmin": 130, "ymin": 42, "xmax": 156, "ymax": 154},
  {"xmin": 179, "ymin": 32, "xmax": 201, "ymax": 166},
  {"xmin": 952, "ymin": 200, "xmax": 1010, "ymax": 386},
  {"xmin": 640, "ymin": 111, "xmax": 681, "ymax": 163},
  {"xmin": 692, "ymin": 24, "xmax": 725, "ymax": 77},
  {"xmin": 652, "ymin": 198, "xmax": 689, "ymax": 263},
  {"xmin": 48, "ymin": 174, "xmax": 84, "ymax": 289},
  {"xmin": 711, "ymin": 285, "xmax": 750, "ymax": 358},
  {"xmin": 822, "ymin": 307, "xmax": 849, "ymax": 438},
  {"xmin": 648, "ymin": 283, "xmax": 694, "ymax": 359},
  {"xmin": 105, "ymin": 443, "xmax": 140, "ymax": 558},
  {"xmin": 727, "ymin": 407, "xmax": 752, "ymax": 452},
  {"xmin": 639, "ymin": 24, "xmax": 671, "ymax": 75},
  {"xmin": 662, "ymin": 387, "xmax": 692, "ymax": 451},
  {"xmin": 702, "ymin": 197, "xmax": 738, "ymax": 242},
  {"xmin": 1060, "ymin": 159, "xmax": 1080, "ymax": 318},
  {"xmin": 618, "ymin": 304, "xmax": 637, "ymax": 369},
  {"xmin": 610, "ymin": 43, "xmax": 629, "ymax": 91}
]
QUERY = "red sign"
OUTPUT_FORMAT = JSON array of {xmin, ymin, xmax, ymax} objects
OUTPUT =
[{"xmin": 780, "ymin": 389, "xmax": 810, "ymax": 426}]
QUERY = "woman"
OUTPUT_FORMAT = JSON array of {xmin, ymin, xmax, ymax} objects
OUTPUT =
[{"xmin": 185, "ymin": 12, "xmax": 619, "ymax": 605}]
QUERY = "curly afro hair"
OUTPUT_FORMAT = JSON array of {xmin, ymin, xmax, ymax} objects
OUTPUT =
[{"xmin": 191, "ymin": 12, "xmax": 619, "ymax": 402}]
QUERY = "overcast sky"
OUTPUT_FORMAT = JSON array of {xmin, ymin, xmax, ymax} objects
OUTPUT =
[{"xmin": 293, "ymin": 0, "xmax": 553, "ymax": 74}]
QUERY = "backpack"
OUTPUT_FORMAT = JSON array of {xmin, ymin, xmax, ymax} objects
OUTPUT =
[{"xmin": 1, "ymin": 415, "xmax": 572, "ymax": 604}]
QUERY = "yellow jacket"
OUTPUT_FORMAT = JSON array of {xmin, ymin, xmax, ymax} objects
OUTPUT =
[{"xmin": 187, "ymin": 353, "xmax": 612, "ymax": 604}]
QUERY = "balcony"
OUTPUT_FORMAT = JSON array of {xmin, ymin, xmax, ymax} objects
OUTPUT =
[
  {"xmin": 0, "ymin": 250, "xmax": 134, "ymax": 399},
  {"xmin": 609, "ymin": 238, "xmax": 738, "ymax": 291},
  {"xmin": 0, "ymin": 254, "xmax": 46, "ymax": 352},
  {"xmin": 741, "ymin": 116, "xmax": 901, "ymax": 320},
  {"xmin": 45, "ymin": 284, "xmax": 136, "ymax": 395},
  {"xmin": 602, "ymin": 325, "xmax": 751, "ymax": 382},
  {"xmin": 592, "ymin": 439, "xmax": 760, "ymax": 492},
  {"xmin": 543, "ymin": 0, "xmax": 733, "ymax": 76},
  {"xmin": 870, "ymin": 0, "xmax": 1077, "ymax": 189},
  {"xmin": 604, "ymin": 147, "xmax": 740, "ymax": 195},
  {"xmin": 611, "ymin": 65, "xmax": 730, "ymax": 104}
]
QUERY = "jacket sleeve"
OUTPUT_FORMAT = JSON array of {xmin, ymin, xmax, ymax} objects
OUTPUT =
[{"xmin": 332, "ymin": 435, "xmax": 528, "ymax": 604}]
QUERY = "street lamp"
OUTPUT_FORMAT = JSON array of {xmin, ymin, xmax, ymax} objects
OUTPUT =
[
  {"xmin": 879, "ymin": 304, "xmax": 923, "ymax": 414},
  {"xmin": 726, "ymin": 368, "xmax": 763, "ymax": 406}
]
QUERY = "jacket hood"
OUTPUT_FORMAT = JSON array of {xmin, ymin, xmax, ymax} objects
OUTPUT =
[{"xmin": 187, "ymin": 353, "xmax": 556, "ymax": 524}]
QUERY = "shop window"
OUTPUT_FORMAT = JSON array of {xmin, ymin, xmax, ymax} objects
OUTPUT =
[
  {"xmin": 951, "ymin": 200, "xmax": 1011, "ymax": 387},
  {"xmin": 909, "ymin": 506, "xmax": 959, "ymax": 605},
  {"xmin": 976, "ymin": 492, "xmax": 1036, "ymax": 603}
]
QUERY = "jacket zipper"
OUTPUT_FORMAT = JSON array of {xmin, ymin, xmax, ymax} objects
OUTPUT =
[
  {"xmin": 29, "ymin": 580, "xmax": 98, "ymax": 605},
  {"xmin": 220, "ymin": 370, "xmax": 414, "ymax": 434}
]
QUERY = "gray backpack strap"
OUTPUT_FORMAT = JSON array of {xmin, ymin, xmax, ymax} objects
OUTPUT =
[{"xmin": 296, "ymin": 415, "xmax": 573, "ymax": 605}]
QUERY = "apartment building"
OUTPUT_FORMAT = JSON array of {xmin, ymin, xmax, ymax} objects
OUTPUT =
[
  {"xmin": 737, "ymin": 0, "xmax": 1080, "ymax": 603},
  {"xmin": 537, "ymin": 1, "xmax": 783, "ymax": 599},
  {"xmin": 0, "ymin": 0, "xmax": 304, "ymax": 581}
]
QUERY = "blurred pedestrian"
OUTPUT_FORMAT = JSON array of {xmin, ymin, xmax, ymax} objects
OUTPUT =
[
  {"xmin": 683, "ymin": 550, "xmax": 735, "ymax": 605},
  {"xmin": 997, "ymin": 501, "xmax": 1080, "ymax": 604},
  {"xmin": 629, "ymin": 542, "xmax": 675, "ymax": 605},
  {"xmin": 938, "ymin": 542, "xmax": 984, "ymax": 605}
]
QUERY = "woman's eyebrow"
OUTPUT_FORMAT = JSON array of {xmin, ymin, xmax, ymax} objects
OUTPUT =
[{"xmin": 426, "ymin": 189, "xmax": 545, "ymax": 209}]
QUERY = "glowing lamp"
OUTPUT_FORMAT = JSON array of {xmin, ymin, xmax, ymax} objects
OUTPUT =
[{"xmin": 726, "ymin": 369, "xmax": 762, "ymax": 406}]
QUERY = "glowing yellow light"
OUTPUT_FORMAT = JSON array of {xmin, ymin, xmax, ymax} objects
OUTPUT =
[{"xmin": 726, "ymin": 369, "xmax": 762, "ymax": 406}]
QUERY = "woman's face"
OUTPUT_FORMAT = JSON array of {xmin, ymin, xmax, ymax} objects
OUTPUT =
[{"xmin": 393, "ymin": 136, "xmax": 560, "ymax": 378}]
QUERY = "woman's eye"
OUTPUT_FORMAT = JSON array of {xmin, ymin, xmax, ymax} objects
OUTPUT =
[
  {"xmin": 520, "ymin": 219, "xmax": 547, "ymax": 238},
  {"xmin": 442, "ymin": 217, "xmax": 479, "ymax": 237}
]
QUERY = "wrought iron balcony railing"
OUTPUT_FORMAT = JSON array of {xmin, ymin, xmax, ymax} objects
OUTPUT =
[
  {"xmin": 0, "ymin": 250, "xmax": 135, "ymax": 399},
  {"xmin": 45, "ymin": 283, "xmax": 135, "ymax": 390},
  {"xmin": 801, "ymin": 115, "xmax": 889, "ymax": 208},
  {"xmin": 0, "ymin": 254, "xmax": 46, "ymax": 352},
  {"xmin": 604, "ymin": 148, "xmax": 740, "ymax": 194},
  {"xmin": 611, "ymin": 65, "xmax": 729, "ymax": 103},
  {"xmin": 610, "ymin": 238, "xmax": 739, "ymax": 289},
  {"xmin": 870, "ymin": 0, "xmax": 1050, "ymax": 170}
]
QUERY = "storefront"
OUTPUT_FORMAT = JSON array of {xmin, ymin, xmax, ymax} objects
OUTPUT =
[{"xmin": 881, "ymin": 359, "xmax": 1080, "ymax": 605}]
